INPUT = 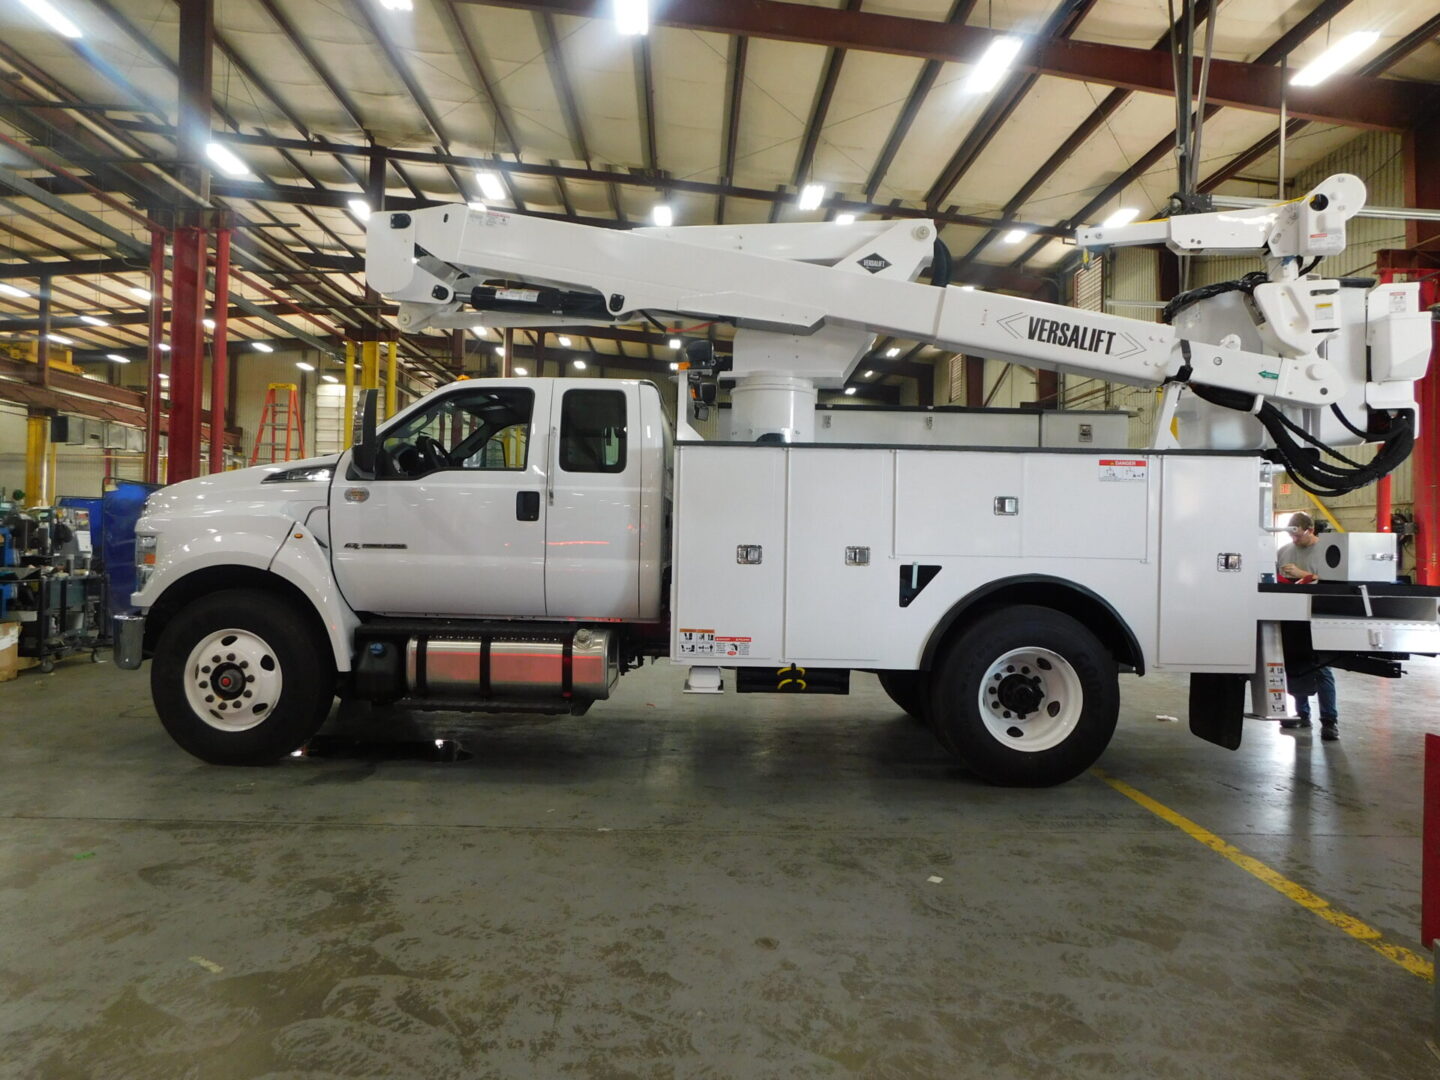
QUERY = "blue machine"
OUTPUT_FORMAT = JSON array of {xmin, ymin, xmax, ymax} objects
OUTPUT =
[{"xmin": 101, "ymin": 481, "xmax": 158, "ymax": 617}]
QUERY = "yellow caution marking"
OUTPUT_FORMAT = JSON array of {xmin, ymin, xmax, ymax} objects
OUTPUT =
[{"xmin": 1092, "ymin": 769, "xmax": 1433, "ymax": 981}]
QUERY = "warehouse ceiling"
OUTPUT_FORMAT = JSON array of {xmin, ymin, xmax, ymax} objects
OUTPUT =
[{"xmin": 0, "ymin": 0, "xmax": 1434, "ymax": 393}]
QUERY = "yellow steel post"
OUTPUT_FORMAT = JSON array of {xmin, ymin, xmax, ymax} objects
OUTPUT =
[
  {"xmin": 385, "ymin": 341, "xmax": 398, "ymax": 420},
  {"xmin": 343, "ymin": 340, "xmax": 356, "ymax": 443},
  {"xmin": 46, "ymin": 438, "xmax": 57, "ymax": 503},
  {"xmin": 361, "ymin": 341, "xmax": 380, "ymax": 392},
  {"xmin": 23, "ymin": 413, "xmax": 47, "ymax": 507}
]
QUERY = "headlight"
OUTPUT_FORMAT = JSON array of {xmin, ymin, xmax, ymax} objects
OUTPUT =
[
  {"xmin": 262, "ymin": 464, "xmax": 334, "ymax": 484},
  {"xmin": 136, "ymin": 534, "xmax": 157, "ymax": 588}
]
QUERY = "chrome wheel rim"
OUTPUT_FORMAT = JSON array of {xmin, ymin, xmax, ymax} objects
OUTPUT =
[
  {"xmin": 183, "ymin": 628, "xmax": 281, "ymax": 732},
  {"xmin": 977, "ymin": 647, "xmax": 1083, "ymax": 752}
]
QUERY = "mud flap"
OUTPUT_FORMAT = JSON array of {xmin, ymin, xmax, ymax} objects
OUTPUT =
[{"xmin": 1188, "ymin": 672, "xmax": 1248, "ymax": 750}]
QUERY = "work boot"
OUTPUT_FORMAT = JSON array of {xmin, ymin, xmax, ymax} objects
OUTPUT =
[
  {"xmin": 1321, "ymin": 720, "xmax": 1339, "ymax": 742},
  {"xmin": 1280, "ymin": 717, "xmax": 1311, "ymax": 730}
]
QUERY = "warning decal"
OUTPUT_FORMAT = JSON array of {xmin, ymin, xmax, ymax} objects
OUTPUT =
[
  {"xmin": 1098, "ymin": 458, "xmax": 1148, "ymax": 482},
  {"xmin": 678, "ymin": 628, "xmax": 715, "ymax": 656},
  {"xmin": 716, "ymin": 636, "xmax": 752, "ymax": 658}
]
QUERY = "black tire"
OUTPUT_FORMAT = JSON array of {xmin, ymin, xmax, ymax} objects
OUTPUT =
[
  {"xmin": 151, "ymin": 588, "xmax": 336, "ymax": 765},
  {"xmin": 877, "ymin": 670, "xmax": 929, "ymax": 722},
  {"xmin": 928, "ymin": 605, "xmax": 1118, "ymax": 787}
]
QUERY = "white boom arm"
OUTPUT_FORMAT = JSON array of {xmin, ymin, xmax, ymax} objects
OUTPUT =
[{"xmin": 366, "ymin": 174, "xmax": 1429, "ymax": 456}]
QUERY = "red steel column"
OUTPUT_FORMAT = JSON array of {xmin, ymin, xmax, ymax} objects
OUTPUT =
[
  {"xmin": 1414, "ymin": 277, "xmax": 1440, "ymax": 585},
  {"xmin": 1423, "ymin": 733, "xmax": 1440, "ymax": 947},
  {"xmin": 1376, "ymin": 474, "xmax": 1392, "ymax": 532},
  {"xmin": 168, "ymin": 225, "xmax": 208, "ymax": 484},
  {"xmin": 208, "ymin": 226, "xmax": 230, "ymax": 474},
  {"xmin": 143, "ymin": 229, "xmax": 166, "ymax": 484},
  {"xmin": 1404, "ymin": 121, "xmax": 1440, "ymax": 585}
]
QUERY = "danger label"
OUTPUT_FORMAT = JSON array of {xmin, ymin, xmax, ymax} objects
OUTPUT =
[
  {"xmin": 678, "ymin": 628, "xmax": 716, "ymax": 656},
  {"xmin": 716, "ymin": 636, "xmax": 752, "ymax": 658},
  {"xmin": 1098, "ymin": 458, "xmax": 1147, "ymax": 482}
]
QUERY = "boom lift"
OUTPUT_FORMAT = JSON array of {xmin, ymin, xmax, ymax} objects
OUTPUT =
[{"xmin": 116, "ymin": 175, "xmax": 1438, "ymax": 786}]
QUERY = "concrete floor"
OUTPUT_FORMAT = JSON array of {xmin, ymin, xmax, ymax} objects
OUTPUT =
[{"xmin": 0, "ymin": 656, "xmax": 1436, "ymax": 1079}]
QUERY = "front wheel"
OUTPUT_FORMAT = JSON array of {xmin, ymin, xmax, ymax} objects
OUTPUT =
[
  {"xmin": 151, "ymin": 589, "xmax": 336, "ymax": 765},
  {"xmin": 928, "ymin": 605, "xmax": 1118, "ymax": 787}
]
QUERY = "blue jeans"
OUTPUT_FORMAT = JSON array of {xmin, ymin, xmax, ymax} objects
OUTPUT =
[{"xmin": 1295, "ymin": 666, "xmax": 1337, "ymax": 722}]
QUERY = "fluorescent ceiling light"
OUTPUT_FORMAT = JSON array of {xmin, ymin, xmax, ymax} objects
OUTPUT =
[
  {"xmin": 959, "ymin": 285, "xmax": 976, "ymax": 291},
  {"xmin": 494, "ymin": 346, "xmax": 504, "ymax": 356},
  {"xmin": 129, "ymin": 286, "xmax": 151, "ymax": 302},
  {"xmin": 965, "ymin": 35, "xmax": 1024, "ymax": 93},
  {"xmin": 513, "ymin": 366, "xmax": 528, "ymax": 376},
  {"xmin": 347, "ymin": 198, "xmax": 371, "ymax": 221},
  {"xmin": 1101, "ymin": 207, "xmax": 1141, "ymax": 229},
  {"xmin": 294, "ymin": 360, "xmax": 313, "ymax": 370},
  {"xmin": 205, "ymin": 141, "xmax": 252, "ymax": 178},
  {"xmin": 669, "ymin": 337, "xmax": 682, "ymax": 349},
  {"xmin": 157, "ymin": 342, "xmax": 171, "ymax": 351},
  {"xmin": 798, "ymin": 183, "xmax": 826, "ymax": 211},
  {"xmin": 1291, "ymin": 31, "xmax": 1380, "ymax": 87},
  {"xmin": 105, "ymin": 353, "xmax": 129, "ymax": 364},
  {"xmin": 834, "ymin": 213, "xmax": 856, "ymax": 225},
  {"xmin": 19, "ymin": 0, "xmax": 81, "ymax": 39},
  {"xmin": 472, "ymin": 325, "xmax": 488, "ymax": 338},
  {"xmin": 669, "ymin": 361, "xmax": 679, "ymax": 371},
  {"xmin": 321, "ymin": 374, "xmax": 338, "ymax": 383},
  {"xmin": 573, "ymin": 359, "xmax": 587, "ymax": 370},
  {"xmin": 0, "ymin": 283, "xmax": 29, "ymax": 299},
  {"xmin": 476, "ymin": 171, "xmax": 505, "ymax": 201},
  {"xmin": 158, "ymin": 372, "xmax": 169, "ymax": 380},
  {"xmin": 557, "ymin": 335, "xmax": 572, "ymax": 347},
  {"xmin": 885, "ymin": 346, "xmax": 900, "ymax": 358},
  {"xmin": 379, "ymin": 0, "xmax": 413, "ymax": 10},
  {"xmin": 1002, "ymin": 228, "xmax": 1030, "ymax": 244},
  {"xmin": 863, "ymin": 369, "xmax": 874, "ymax": 378},
  {"xmin": 615, "ymin": 0, "xmax": 648, "ymax": 35},
  {"xmin": 203, "ymin": 318, "xmax": 215, "ymax": 330},
  {"xmin": 79, "ymin": 315, "xmax": 107, "ymax": 326},
  {"xmin": 651, "ymin": 204, "xmax": 674, "ymax": 227},
  {"xmin": 467, "ymin": 201, "xmax": 487, "ymax": 214},
  {"xmin": 47, "ymin": 333, "xmax": 72, "ymax": 344},
  {"xmin": 843, "ymin": 387, "xmax": 857, "ymax": 396},
  {"xmin": 253, "ymin": 342, "xmax": 275, "ymax": 353}
]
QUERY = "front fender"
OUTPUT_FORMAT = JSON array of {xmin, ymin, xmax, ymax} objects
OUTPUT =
[
  {"xmin": 135, "ymin": 516, "xmax": 291, "ymax": 610},
  {"xmin": 267, "ymin": 511, "xmax": 358, "ymax": 672}
]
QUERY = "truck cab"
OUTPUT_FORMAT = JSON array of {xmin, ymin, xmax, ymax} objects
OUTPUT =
[{"xmin": 118, "ymin": 378, "xmax": 672, "ymax": 767}]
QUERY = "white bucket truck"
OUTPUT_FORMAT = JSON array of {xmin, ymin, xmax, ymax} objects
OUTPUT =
[{"xmin": 116, "ymin": 174, "xmax": 1439, "ymax": 786}]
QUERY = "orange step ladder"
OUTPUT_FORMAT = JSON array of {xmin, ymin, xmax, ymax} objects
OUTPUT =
[{"xmin": 249, "ymin": 382, "xmax": 306, "ymax": 465}]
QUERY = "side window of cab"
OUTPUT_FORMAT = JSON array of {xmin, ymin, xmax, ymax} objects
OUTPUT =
[
  {"xmin": 559, "ymin": 389, "xmax": 627, "ymax": 473},
  {"xmin": 377, "ymin": 388, "xmax": 534, "ymax": 479}
]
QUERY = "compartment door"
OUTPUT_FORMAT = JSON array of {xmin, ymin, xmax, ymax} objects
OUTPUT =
[
  {"xmin": 671, "ymin": 446, "xmax": 786, "ymax": 663},
  {"xmin": 784, "ymin": 449, "xmax": 894, "ymax": 663}
]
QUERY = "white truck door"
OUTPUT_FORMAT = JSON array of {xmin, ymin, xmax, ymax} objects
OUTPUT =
[
  {"xmin": 545, "ymin": 383, "xmax": 642, "ymax": 618},
  {"xmin": 329, "ymin": 383, "xmax": 551, "ymax": 617}
]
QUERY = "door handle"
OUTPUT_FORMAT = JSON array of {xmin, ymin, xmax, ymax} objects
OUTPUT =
[{"xmin": 516, "ymin": 490, "xmax": 540, "ymax": 521}]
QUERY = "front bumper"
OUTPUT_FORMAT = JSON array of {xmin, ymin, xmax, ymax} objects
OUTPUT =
[{"xmin": 113, "ymin": 613, "xmax": 144, "ymax": 670}]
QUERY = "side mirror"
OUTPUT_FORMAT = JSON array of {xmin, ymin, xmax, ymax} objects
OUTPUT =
[{"xmin": 349, "ymin": 388, "xmax": 380, "ymax": 479}]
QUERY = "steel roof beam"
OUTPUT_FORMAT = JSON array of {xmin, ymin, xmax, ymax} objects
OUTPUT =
[
  {"xmin": 924, "ymin": 0, "xmax": 1106, "ymax": 211},
  {"xmin": 1002, "ymin": 0, "xmax": 1363, "ymax": 270},
  {"xmin": 470, "ymin": 0, "xmax": 1436, "ymax": 130},
  {"xmin": 716, "ymin": 35, "xmax": 747, "ymax": 224},
  {"xmin": 791, "ymin": 0, "xmax": 862, "ymax": 190},
  {"xmin": 107, "ymin": 122, "xmax": 1072, "ymax": 238},
  {"xmin": 863, "ymin": 0, "xmax": 975, "ymax": 202},
  {"xmin": 1199, "ymin": 12, "xmax": 1440, "ymax": 195}
]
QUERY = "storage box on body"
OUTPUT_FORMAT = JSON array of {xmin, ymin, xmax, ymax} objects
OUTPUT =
[{"xmin": 1313, "ymin": 532, "xmax": 1397, "ymax": 583}]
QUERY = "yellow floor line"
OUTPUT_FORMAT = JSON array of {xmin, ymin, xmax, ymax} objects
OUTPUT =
[{"xmin": 1092, "ymin": 768, "xmax": 1434, "ymax": 982}]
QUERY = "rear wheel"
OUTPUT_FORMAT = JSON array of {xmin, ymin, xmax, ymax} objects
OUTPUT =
[
  {"xmin": 877, "ymin": 670, "xmax": 929, "ymax": 722},
  {"xmin": 928, "ymin": 605, "xmax": 1118, "ymax": 786},
  {"xmin": 151, "ymin": 589, "xmax": 336, "ymax": 765}
]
